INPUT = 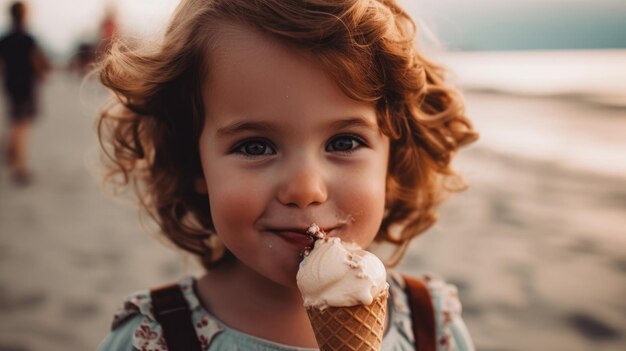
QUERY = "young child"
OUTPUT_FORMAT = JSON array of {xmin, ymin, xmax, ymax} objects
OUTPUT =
[{"xmin": 96, "ymin": 0, "xmax": 478, "ymax": 350}]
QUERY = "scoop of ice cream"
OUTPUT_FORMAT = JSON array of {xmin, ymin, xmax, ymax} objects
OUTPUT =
[{"xmin": 296, "ymin": 237, "xmax": 388, "ymax": 310}]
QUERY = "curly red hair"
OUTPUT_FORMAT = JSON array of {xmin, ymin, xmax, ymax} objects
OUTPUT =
[{"xmin": 97, "ymin": 0, "xmax": 478, "ymax": 269}]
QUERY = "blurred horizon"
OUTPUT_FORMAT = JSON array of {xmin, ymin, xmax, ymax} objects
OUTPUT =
[
  {"xmin": 0, "ymin": 0, "xmax": 622, "ymax": 179},
  {"xmin": 0, "ymin": 0, "xmax": 625, "ymax": 59},
  {"xmin": 0, "ymin": 1, "xmax": 623, "ymax": 106}
]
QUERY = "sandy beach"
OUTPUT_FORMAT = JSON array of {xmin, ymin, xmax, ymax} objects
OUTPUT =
[{"xmin": 0, "ymin": 72, "xmax": 624, "ymax": 350}]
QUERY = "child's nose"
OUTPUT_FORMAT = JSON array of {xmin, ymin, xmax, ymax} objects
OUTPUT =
[{"xmin": 276, "ymin": 164, "xmax": 328, "ymax": 208}]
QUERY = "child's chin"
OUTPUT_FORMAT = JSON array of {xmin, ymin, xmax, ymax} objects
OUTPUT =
[
  {"xmin": 272, "ymin": 263, "xmax": 301, "ymax": 289},
  {"xmin": 253, "ymin": 251, "xmax": 302, "ymax": 289},
  {"xmin": 266, "ymin": 271, "xmax": 299, "ymax": 290}
]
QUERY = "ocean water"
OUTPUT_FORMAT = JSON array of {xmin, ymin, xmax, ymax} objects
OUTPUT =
[
  {"xmin": 437, "ymin": 50, "xmax": 626, "ymax": 106},
  {"xmin": 437, "ymin": 49, "xmax": 626, "ymax": 178}
]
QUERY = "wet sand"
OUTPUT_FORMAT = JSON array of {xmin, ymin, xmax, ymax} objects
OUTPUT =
[{"xmin": 0, "ymin": 72, "xmax": 624, "ymax": 350}]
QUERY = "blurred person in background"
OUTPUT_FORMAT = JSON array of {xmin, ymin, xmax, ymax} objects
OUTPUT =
[
  {"xmin": 69, "ymin": 5, "xmax": 118, "ymax": 76},
  {"xmin": 96, "ymin": 4, "xmax": 118, "ymax": 60},
  {"xmin": 0, "ymin": 1, "xmax": 50, "ymax": 186}
]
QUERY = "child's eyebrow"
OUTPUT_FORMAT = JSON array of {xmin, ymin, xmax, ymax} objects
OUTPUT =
[
  {"xmin": 216, "ymin": 121, "xmax": 275, "ymax": 138},
  {"xmin": 215, "ymin": 116, "xmax": 378, "ymax": 138},
  {"xmin": 329, "ymin": 117, "xmax": 378, "ymax": 133}
]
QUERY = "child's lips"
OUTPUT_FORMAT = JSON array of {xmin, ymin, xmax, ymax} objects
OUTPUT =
[
  {"xmin": 271, "ymin": 230, "xmax": 315, "ymax": 247},
  {"xmin": 267, "ymin": 226, "xmax": 335, "ymax": 248}
]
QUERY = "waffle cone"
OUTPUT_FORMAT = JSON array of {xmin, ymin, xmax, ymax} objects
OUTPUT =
[{"xmin": 306, "ymin": 290, "xmax": 388, "ymax": 351}]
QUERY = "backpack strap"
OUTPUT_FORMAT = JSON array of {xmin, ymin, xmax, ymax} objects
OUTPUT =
[
  {"xmin": 403, "ymin": 275, "xmax": 437, "ymax": 351},
  {"xmin": 150, "ymin": 283, "xmax": 203, "ymax": 351}
]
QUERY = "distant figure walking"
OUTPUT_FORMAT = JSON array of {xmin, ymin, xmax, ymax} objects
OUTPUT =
[
  {"xmin": 96, "ymin": 5, "xmax": 118, "ymax": 60},
  {"xmin": 69, "ymin": 5, "xmax": 118, "ymax": 76},
  {"xmin": 0, "ymin": 1, "xmax": 50, "ymax": 185}
]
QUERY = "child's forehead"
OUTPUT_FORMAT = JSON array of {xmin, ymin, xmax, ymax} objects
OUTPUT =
[
  {"xmin": 208, "ymin": 21, "xmax": 312, "ymax": 70},
  {"xmin": 201, "ymin": 20, "xmax": 379, "ymax": 107},
  {"xmin": 205, "ymin": 25, "xmax": 338, "ymax": 104},
  {"xmin": 200, "ymin": 22, "xmax": 378, "ymax": 133}
]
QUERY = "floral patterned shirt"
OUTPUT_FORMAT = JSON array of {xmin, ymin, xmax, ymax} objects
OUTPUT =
[{"xmin": 97, "ymin": 271, "xmax": 474, "ymax": 351}]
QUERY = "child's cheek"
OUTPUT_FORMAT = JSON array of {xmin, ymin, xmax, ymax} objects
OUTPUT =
[
  {"xmin": 332, "ymin": 165, "xmax": 387, "ymax": 247},
  {"xmin": 207, "ymin": 174, "xmax": 265, "ymax": 235}
]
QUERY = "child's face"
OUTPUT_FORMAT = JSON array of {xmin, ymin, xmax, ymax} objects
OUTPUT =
[{"xmin": 198, "ymin": 24, "xmax": 390, "ymax": 287}]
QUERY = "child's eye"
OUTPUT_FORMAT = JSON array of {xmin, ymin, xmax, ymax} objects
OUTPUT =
[
  {"xmin": 326, "ymin": 135, "xmax": 366, "ymax": 153},
  {"xmin": 233, "ymin": 139, "xmax": 276, "ymax": 158}
]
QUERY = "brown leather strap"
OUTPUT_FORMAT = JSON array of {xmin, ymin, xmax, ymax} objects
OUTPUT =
[
  {"xmin": 403, "ymin": 275, "xmax": 437, "ymax": 351},
  {"xmin": 150, "ymin": 283, "xmax": 203, "ymax": 351}
]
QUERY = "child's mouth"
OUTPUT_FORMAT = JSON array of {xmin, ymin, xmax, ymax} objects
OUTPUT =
[
  {"xmin": 267, "ymin": 223, "xmax": 330, "ymax": 257},
  {"xmin": 273, "ymin": 229, "xmax": 315, "ymax": 248},
  {"xmin": 300, "ymin": 223, "xmax": 327, "ymax": 257}
]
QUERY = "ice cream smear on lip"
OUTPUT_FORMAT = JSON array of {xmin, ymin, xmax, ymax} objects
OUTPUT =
[
  {"xmin": 297, "ymin": 225, "xmax": 388, "ymax": 310},
  {"xmin": 306, "ymin": 223, "xmax": 325, "ymax": 239}
]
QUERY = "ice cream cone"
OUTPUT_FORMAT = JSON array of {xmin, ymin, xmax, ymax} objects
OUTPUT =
[{"xmin": 306, "ymin": 289, "xmax": 388, "ymax": 351}]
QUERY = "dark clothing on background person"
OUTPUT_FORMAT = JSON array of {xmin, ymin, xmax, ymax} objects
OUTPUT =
[{"xmin": 0, "ymin": 30, "xmax": 38, "ymax": 120}]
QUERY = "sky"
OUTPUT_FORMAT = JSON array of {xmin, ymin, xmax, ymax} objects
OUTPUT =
[
  {"xmin": 404, "ymin": 0, "xmax": 626, "ymax": 51},
  {"xmin": 0, "ymin": 0, "xmax": 625, "ymax": 58}
]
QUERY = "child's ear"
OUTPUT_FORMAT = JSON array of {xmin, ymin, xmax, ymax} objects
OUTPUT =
[{"xmin": 194, "ymin": 177, "xmax": 208, "ymax": 194}]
